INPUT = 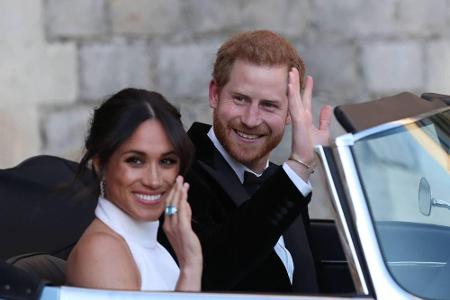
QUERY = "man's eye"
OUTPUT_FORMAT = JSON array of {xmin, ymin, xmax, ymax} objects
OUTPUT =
[
  {"xmin": 125, "ymin": 156, "xmax": 143, "ymax": 165},
  {"xmin": 261, "ymin": 102, "xmax": 278, "ymax": 110},
  {"xmin": 233, "ymin": 95, "xmax": 246, "ymax": 103}
]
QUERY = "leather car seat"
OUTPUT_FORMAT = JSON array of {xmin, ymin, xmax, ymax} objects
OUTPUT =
[{"xmin": 0, "ymin": 155, "xmax": 97, "ymax": 285}]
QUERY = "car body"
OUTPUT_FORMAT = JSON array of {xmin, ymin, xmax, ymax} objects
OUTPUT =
[
  {"xmin": 318, "ymin": 95, "xmax": 449, "ymax": 300},
  {"xmin": 1, "ymin": 92, "xmax": 449, "ymax": 300}
]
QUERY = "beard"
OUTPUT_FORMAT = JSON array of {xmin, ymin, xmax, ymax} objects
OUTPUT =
[{"xmin": 213, "ymin": 110, "xmax": 284, "ymax": 167}]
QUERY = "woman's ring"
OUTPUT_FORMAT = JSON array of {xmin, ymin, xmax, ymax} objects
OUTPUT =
[{"xmin": 165, "ymin": 205, "xmax": 178, "ymax": 216}]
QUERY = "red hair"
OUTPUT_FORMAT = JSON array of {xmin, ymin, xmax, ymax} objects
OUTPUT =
[{"xmin": 212, "ymin": 30, "xmax": 306, "ymax": 90}]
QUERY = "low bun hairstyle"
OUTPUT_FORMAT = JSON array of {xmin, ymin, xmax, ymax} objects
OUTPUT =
[{"xmin": 78, "ymin": 88, "xmax": 194, "ymax": 183}]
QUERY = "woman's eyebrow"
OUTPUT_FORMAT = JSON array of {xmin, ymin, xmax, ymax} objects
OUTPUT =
[
  {"xmin": 121, "ymin": 150, "xmax": 145, "ymax": 156},
  {"xmin": 123, "ymin": 150, "xmax": 178, "ymax": 156},
  {"xmin": 160, "ymin": 150, "xmax": 178, "ymax": 156}
]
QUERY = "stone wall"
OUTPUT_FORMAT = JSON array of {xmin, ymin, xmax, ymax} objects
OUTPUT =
[{"xmin": 1, "ymin": 0, "xmax": 449, "ymax": 217}]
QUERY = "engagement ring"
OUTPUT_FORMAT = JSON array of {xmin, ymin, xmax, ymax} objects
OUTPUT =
[{"xmin": 165, "ymin": 205, "xmax": 178, "ymax": 216}]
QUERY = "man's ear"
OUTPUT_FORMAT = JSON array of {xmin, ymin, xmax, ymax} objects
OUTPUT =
[{"xmin": 209, "ymin": 80, "xmax": 220, "ymax": 109}]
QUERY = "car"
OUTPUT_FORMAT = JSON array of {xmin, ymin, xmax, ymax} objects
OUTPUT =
[
  {"xmin": 320, "ymin": 91, "xmax": 449, "ymax": 300},
  {"xmin": 1, "ymin": 92, "xmax": 449, "ymax": 300}
]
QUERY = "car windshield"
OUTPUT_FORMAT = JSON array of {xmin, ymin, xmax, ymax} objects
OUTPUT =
[{"xmin": 352, "ymin": 108, "xmax": 450, "ymax": 300}]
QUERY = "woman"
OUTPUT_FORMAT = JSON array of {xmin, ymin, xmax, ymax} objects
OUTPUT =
[{"xmin": 66, "ymin": 88, "xmax": 202, "ymax": 291}]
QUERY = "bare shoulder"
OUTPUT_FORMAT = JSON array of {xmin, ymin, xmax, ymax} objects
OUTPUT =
[{"xmin": 66, "ymin": 220, "xmax": 140, "ymax": 290}]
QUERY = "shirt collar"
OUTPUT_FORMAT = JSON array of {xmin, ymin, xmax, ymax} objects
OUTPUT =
[{"xmin": 207, "ymin": 127, "xmax": 269, "ymax": 183}]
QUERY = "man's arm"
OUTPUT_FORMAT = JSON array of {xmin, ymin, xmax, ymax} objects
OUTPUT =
[
  {"xmin": 187, "ymin": 165, "xmax": 310, "ymax": 290},
  {"xmin": 286, "ymin": 69, "xmax": 332, "ymax": 181}
]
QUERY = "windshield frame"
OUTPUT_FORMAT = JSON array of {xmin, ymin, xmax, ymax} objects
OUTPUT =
[
  {"xmin": 337, "ymin": 106, "xmax": 449, "ymax": 147},
  {"xmin": 349, "ymin": 107, "xmax": 450, "ymax": 299},
  {"xmin": 319, "ymin": 107, "xmax": 449, "ymax": 299}
]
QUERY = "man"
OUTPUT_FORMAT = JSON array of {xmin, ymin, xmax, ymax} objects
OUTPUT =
[{"xmin": 163, "ymin": 30, "xmax": 332, "ymax": 293}]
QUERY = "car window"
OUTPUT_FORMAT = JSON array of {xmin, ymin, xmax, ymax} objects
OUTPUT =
[{"xmin": 352, "ymin": 109, "xmax": 450, "ymax": 300}]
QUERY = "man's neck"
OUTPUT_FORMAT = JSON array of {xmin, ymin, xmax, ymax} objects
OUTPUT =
[
  {"xmin": 242, "ymin": 160, "xmax": 268, "ymax": 175},
  {"xmin": 207, "ymin": 127, "xmax": 269, "ymax": 181}
]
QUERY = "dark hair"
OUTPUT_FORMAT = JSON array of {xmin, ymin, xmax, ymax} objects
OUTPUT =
[
  {"xmin": 213, "ymin": 30, "xmax": 306, "ymax": 90},
  {"xmin": 78, "ymin": 88, "xmax": 194, "ymax": 181}
]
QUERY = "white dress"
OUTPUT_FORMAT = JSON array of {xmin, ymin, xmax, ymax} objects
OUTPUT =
[{"xmin": 95, "ymin": 197, "xmax": 180, "ymax": 291}]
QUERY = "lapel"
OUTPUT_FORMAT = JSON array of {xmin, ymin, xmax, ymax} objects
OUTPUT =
[
  {"xmin": 188, "ymin": 123, "xmax": 318, "ymax": 291},
  {"xmin": 188, "ymin": 123, "xmax": 249, "ymax": 206},
  {"xmin": 284, "ymin": 215, "xmax": 318, "ymax": 292}
]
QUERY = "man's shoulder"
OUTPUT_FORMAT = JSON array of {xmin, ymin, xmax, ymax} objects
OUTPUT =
[
  {"xmin": 187, "ymin": 122, "xmax": 211, "ymax": 140},
  {"xmin": 187, "ymin": 122, "xmax": 217, "ymax": 166}
]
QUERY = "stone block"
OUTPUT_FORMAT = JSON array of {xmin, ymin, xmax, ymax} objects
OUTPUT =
[
  {"xmin": 154, "ymin": 40, "xmax": 220, "ymax": 100},
  {"xmin": 314, "ymin": 0, "xmax": 448, "ymax": 38},
  {"xmin": 362, "ymin": 41, "xmax": 423, "ymax": 93},
  {"xmin": 309, "ymin": 163, "xmax": 335, "ymax": 220},
  {"xmin": 177, "ymin": 97, "xmax": 213, "ymax": 131},
  {"xmin": 0, "ymin": 42, "xmax": 77, "ymax": 106},
  {"xmin": 183, "ymin": 0, "xmax": 241, "ymax": 33},
  {"xmin": 110, "ymin": 0, "xmax": 184, "ymax": 36},
  {"xmin": 0, "ymin": 0, "xmax": 44, "ymax": 47},
  {"xmin": 396, "ymin": 0, "xmax": 448, "ymax": 36},
  {"xmin": 37, "ymin": 43, "xmax": 78, "ymax": 104},
  {"xmin": 42, "ymin": 105, "xmax": 93, "ymax": 161},
  {"xmin": 425, "ymin": 40, "xmax": 450, "ymax": 94},
  {"xmin": 45, "ymin": 0, "xmax": 107, "ymax": 39},
  {"xmin": 80, "ymin": 39, "xmax": 152, "ymax": 101},
  {"xmin": 240, "ymin": 0, "xmax": 310, "ymax": 37},
  {"xmin": 0, "ymin": 107, "xmax": 40, "ymax": 168},
  {"xmin": 312, "ymin": 94, "xmax": 348, "ymax": 139},
  {"xmin": 303, "ymin": 40, "xmax": 362, "ymax": 103},
  {"xmin": 313, "ymin": 0, "xmax": 397, "ymax": 37}
]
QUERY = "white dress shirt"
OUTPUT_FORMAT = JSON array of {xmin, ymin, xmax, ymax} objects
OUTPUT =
[{"xmin": 207, "ymin": 128, "xmax": 312, "ymax": 283}]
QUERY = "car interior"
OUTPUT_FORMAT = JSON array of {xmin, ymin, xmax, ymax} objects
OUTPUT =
[
  {"xmin": 2, "ymin": 91, "xmax": 448, "ymax": 299},
  {"xmin": 0, "ymin": 158, "xmax": 355, "ymax": 297}
]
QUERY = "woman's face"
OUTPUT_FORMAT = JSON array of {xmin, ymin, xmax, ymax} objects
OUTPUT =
[{"xmin": 101, "ymin": 119, "xmax": 180, "ymax": 221}]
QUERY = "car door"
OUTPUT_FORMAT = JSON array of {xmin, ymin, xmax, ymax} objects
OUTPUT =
[{"xmin": 318, "ymin": 106, "xmax": 450, "ymax": 299}]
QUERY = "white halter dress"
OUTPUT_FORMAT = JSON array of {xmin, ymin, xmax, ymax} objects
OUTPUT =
[{"xmin": 95, "ymin": 196, "xmax": 179, "ymax": 291}]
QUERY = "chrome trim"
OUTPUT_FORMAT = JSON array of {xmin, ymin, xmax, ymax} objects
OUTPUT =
[
  {"xmin": 334, "ymin": 133, "xmax": 355, "ymax": 147},
  {"xmin": 320, "ymin": 260, "xmax": 348, "ymax": 264},
  {"xmin": 56, "ymin": 285, "xmax": 370, "ymax": 300},
  {"xmin": 388, "ymin": 261, "xmax": 446, "ymax": 268},
  {"xmin": 335, "ymin": 106, "xmax": 449, "ymax": 147},
  {"xmin": 336, "ymin": 146, "xmax": 418, "ymax": 299},
  {"xmin": 41, "ymin": 286, "xmax": 59, "ymax": 300},
  {"xmin": 316, "ymin": 146, "xmax": 368, "ymax": 294}
]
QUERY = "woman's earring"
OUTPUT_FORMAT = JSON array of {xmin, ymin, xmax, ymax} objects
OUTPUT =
[{"xmin": 100, "ymin": 179, "xmax": 106, "ymax": 198}]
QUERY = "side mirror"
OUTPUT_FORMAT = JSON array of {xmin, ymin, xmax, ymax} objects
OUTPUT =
[{"xmin": 418, "ymin": 177, "xmax": 450, "ymax": 216}]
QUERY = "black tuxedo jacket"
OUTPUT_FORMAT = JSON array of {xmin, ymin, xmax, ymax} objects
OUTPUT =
[{"xmin": 160, "ymin": 122, "xmax": 318, "ymax": 293}]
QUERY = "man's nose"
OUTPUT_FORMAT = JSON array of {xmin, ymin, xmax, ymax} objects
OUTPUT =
[{"xmin": 241, "ymin": 103, "xmax": 262, "ymax": 128}]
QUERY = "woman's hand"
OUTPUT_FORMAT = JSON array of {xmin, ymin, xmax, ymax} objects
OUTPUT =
[
  {"xmin": 163, "ymin": 175, "xmax": 202, "ymax": 291},
  {"xmin": 287, "ymin": 69, "xmax": 332, "ymax": 181}
]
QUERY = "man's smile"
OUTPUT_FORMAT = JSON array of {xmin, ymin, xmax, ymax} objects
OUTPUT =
[{"xmin": 234, "ymin": 129, "xmax": 263, "ymax": 140}]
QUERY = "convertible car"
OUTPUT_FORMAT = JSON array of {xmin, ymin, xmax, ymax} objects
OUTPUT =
[{"xmin": 1, "ymin": 92, "xmax": 449, "ymax": 300}]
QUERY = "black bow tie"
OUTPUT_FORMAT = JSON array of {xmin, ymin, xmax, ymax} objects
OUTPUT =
[{"xmin": 243, "ymin": 170, "xmax": 268, "ymax": 196}]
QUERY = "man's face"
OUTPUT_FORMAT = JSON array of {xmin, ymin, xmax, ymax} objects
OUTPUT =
[{"xmin": 209, "ymin": 59, "xmax": 290, "ymax": 172}]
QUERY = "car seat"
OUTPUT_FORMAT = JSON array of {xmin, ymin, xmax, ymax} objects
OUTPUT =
[{"xmin": 0, "ymin": 155, "xmax": 97, "ymax": 286}]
